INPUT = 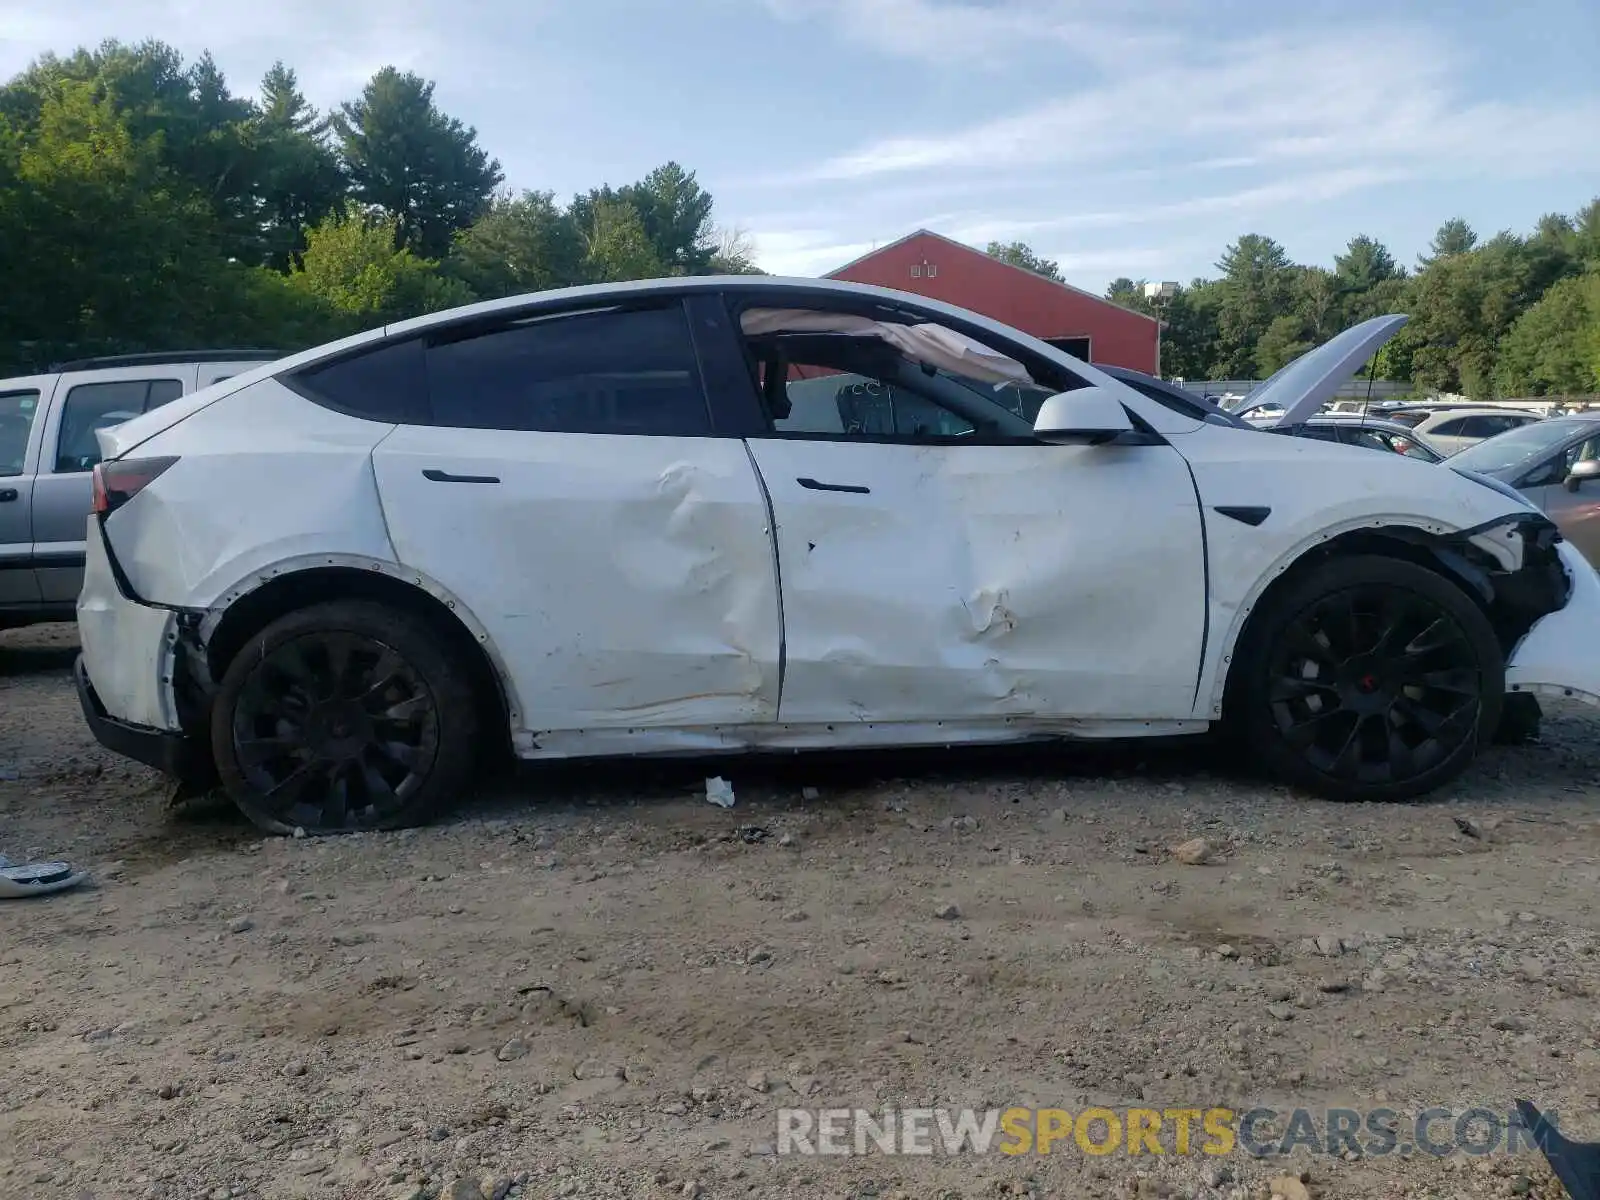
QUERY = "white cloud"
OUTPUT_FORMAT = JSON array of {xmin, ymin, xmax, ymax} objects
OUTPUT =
[
  {"xmin": 759, "ymin": 0, "xmax": 1177, "ymax": 69},
  {"xmin": 786, "ymin": 10, "xmax": 1597, "ymax": 190},
  {"xmin": 746, "ymin": 2, "xmax": 1599, "ymax": 287},
  {"xmin": 748, "ymin": 228, "xmax": 879, "ymax": 276}
]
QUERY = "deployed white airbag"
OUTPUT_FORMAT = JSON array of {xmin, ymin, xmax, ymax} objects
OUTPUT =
[{"xmin": 739, "ymin": 308, "xmax": 1036, "ymax": 387}]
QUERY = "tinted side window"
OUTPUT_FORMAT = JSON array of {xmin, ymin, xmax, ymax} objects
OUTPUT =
[
  {"xmin": 56, "ymin": 379, "xmax": 184, "ymax": 472},
  {"xmin": 291, "ymin": 338, "xmax": 428, "ymax": 423},
  {"xmin": 1487, "ymin": 415, "xmax": 1534, "ymax": 435},
  {"xmin": 1429, "ymin": 417, "xmax": 1471, "ymax": 437},
  {"xmin": 425, "ymin": 305, "xmax": 711, "ymax": 435},
  {"xmin": 0, "ymin": 389, "xmax": 41, "ymax": 477}
]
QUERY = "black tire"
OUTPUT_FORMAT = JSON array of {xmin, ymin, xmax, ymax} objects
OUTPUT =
[
  {"xmin": 1493, "ymin": 691, "xmax": 1543, "ymax": 745},
  {"xmin": 1232, "ymin": 555, "xmax": 1504, "ymax": 803},
  {"xmin": 211, "ymin": 600, "xmax": 480, "ymax": 835}
]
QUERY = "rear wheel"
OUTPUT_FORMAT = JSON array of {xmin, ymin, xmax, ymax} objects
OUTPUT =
[
  {"xmin": 1234, "ymin": 555, "xmax": 1504, "ymax": 803},
  {"xmin": 211, "ymin": 600, "xmax": 480, "ymax": 834}
]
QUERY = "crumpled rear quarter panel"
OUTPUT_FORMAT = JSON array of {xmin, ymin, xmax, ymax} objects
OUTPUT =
[{"xmin": 102, "ymin": 380, "xmax": 399, "ymax": 608}]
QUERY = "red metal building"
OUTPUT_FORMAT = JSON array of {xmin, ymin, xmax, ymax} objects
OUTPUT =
[{"xmin": 826, "ymin": 229, "xmax": 1158, "ymax": 373}]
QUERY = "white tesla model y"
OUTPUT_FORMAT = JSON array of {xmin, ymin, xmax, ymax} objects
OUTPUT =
[{"xmin": 73, "ymin": 277, "xmax": 1600, "ymax": 834}]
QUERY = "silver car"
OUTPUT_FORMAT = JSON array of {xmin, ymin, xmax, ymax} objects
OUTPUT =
[
  {"xmin": 1383, "ymin": 405, "xmax": 1544, "ymax": 456},
  {"xmin": 1450, "ymin": 414, "xmax": 1600, "ymax": 565}
]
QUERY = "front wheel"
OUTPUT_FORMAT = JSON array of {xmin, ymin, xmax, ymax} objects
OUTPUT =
[
  {"xmin": 1233, "ymin": 555, "xmax": 1504, "ymax": 803},
  {"xmin": 211, "ymin": 600, "xmax": 481, "ymax": 834}
]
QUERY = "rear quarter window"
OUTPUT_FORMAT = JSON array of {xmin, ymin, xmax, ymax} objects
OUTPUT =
[{"xmin": 288, "ymin": 338, "xmax": 430, "ymax": 423}]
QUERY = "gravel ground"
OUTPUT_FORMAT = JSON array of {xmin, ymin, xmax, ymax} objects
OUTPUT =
[{"xmin": 3, "ymin": 623, "xmax": 1598, "ymax": 1200}]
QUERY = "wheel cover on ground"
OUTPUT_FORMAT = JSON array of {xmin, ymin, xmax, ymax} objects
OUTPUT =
[
  {"xmin": 1267, "ymin": 583, "xmax": 1482, "ymax": 785},
  {"xmin": 230, "ymin": 632, "xmax": 440, "ymax": 830}
]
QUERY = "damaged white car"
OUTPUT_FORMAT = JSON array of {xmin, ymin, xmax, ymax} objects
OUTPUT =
[{"xmin": 75, "ymin": 278, "xmax": 1600, "ymax": 834}]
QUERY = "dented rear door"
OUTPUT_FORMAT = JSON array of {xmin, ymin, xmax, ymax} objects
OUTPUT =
[
  {"xmin": 745, "ymin": 437, "xmax": 1207, "ymax": 724},
  {"xmin": 370, "ymin": 301, "xmax": 783, "ymax": 736}
]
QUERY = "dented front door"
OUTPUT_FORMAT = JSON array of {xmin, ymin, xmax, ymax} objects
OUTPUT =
[{"xmin": 745, "ymin": 438, "xmax": 1207, "ymax": 725}]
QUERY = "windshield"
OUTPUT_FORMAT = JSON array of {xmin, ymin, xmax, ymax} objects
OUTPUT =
[{"xmin": 1448, "ymin": 418, "xmax": 1585, "ymax": 475}]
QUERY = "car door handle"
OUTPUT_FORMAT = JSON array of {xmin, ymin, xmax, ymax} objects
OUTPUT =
[
  {"xmin": 422, "ymin": 469, "xmax": 500, "ymax": 485},
  {"xmin": 0, "ymin": 488, "xmax": 16, "ymax": 502},
  {"xmin": 797, "ymin": 477, "xmax": 870, "ymax": 495}
]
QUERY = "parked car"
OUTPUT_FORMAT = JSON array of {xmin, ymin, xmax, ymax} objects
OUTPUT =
[
  {"xmin": 1101, "ymin": 357, "xmax": 1444, "ymax": 461},
  {"xmin": 1384, "ymin": 405, "xmax": 1544, "ymax": 456},
  {"xmin": 73, "ymin": 281, "xmax": 1600, "ymax": 835},
  {"xmin": 1449, "ymin": 414, "xmax": 1600, "ymax": 565},
  {"xmin": 1, "ymin": 350, "xmax": 282, "ymax": 628},
  {"xmin": 1280, "ymin": 414, "xmax": 1445, "ymax": 462}
]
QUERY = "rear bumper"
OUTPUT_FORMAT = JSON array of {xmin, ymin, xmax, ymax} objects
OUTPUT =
[
  {"xmin": 76, "ymin": 515, "xmax": 182, "ymax": 731},
  {"xmin": 75, "ymin": 655, "xmax": 212, "ymax": 783},
  {"xmin": 75, "ymin": 516, "xmax": 216, "ymax": 788},
  {"xmin": 1505, "ymin": 541, "xmax": 1600, "ymax": 707}
]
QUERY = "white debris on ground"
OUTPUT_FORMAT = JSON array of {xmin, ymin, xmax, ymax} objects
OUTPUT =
[
  {"xmin": 1, "ymin": 621, "xmax": 1596, "ymax": 1200},
  {"xmin": 704, "ymin": 776, "xmax": 735, "ymax": 808}
]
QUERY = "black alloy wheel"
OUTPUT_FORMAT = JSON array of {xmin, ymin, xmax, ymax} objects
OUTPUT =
[
  {"xmin": 213, "ymin": 600, "xmax": 480, "ymax": 834},
  {"xmin": 1238, "ymin": 555, "xmax": 1504, "ymax": 802}
]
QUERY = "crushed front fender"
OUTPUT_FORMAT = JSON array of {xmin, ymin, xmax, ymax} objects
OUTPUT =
[{"xmin": 1505, "ymin": 540, "xmax": 1600, "ymax": 707}]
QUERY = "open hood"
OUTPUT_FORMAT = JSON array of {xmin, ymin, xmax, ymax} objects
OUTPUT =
[{"xmin": 1234, "ymin": 314, "xmax": 1409, "ymax": 427}]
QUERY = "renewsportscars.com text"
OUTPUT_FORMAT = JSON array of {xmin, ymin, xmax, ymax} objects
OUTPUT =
[{"xmin": 775, "ymin": 1105, "xmax": 1552, "ymax": 1158}]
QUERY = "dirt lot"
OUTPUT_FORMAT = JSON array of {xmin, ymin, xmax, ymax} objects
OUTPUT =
[{"xmin": 3, "ymin": 623, "xmax": 1599, "ymax": 1200}]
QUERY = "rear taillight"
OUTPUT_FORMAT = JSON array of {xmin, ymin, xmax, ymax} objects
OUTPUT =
[{"xmin": 92, "ymin": 456, "xmax": 179, "ymax": 517}]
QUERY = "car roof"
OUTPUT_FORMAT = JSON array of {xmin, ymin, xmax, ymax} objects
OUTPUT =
[
  {"xmin": 47, "ymin": 349, "xmax": 284, "ymax": 373},
  {"xmin": 1304, "ymin": 414, "xmax": 1418, "ymax": 430},
  {"xmin": 1416, "ymin": 405, "xmax": 1541, "ymax": 419}
]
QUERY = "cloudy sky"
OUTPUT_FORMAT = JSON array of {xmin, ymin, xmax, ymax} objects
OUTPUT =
[{"xmin": 2, "ymin": 0, "xmax": 1596, "ymax": 291}]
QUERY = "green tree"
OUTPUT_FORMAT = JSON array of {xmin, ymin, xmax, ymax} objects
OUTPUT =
[
  {"xmin": 1574, "ymin": 198, "xmax": 1600, "ymax": 266},
  {"xmin": 1156, "ymin": 281, "xmax": 1223, "ymax": 381},
  {"xmin": 1334, "ymin": 235, "xmax": 1397, "ymax": 292},
  {"xmin": 0, "ymin": 79, "xmax": 220, "ymax": 362},
  {"xmin": 332, "ymin": 67, "xmax": 503, "ymax": 258},
  {"xmin": 1, "ymin": 40, "xmax": 266, "ymax": 263},
  {"xmin": 986, "ymin": 240, "xmax": 1063, "ymax": 282},
  {"xmin": 1419, "ymin": 217, "xmax": 1477, "ymax": 267},
  {"xmin": 1104, "ymin": 277, "xmax": 1153, "ymax": 313},
  {"xmin": 289, "ymin": 211, "xmax": 473, "ymax": 331},
  {"xmin": 1213, "ymin": 234, "xmax": 1294, "ymax": 376},
  {"xmin": 1493, "ymin": 272, "xmax": 1600, "ymax": 396},
  {"xmin": 1253, "ymin": 314, "xmax": 1312, "ymax": 376},
  {"xmin": 1398, "ymin": 233, "xmax": 1556, "ymax": 398},
  {"xmin": 624, "ymin": 162, "xmax": 715, "ymax": 274},
  {"xmin": 448, "ymin": 190, "xmax": 586, "ymax": 299},
  {"xmin": 579, "ymin": 198, "xmax": 665, "ymax": 282},
  {"xmin": 253, "ymin": 63, "xmax": 344, "ymax": 269},
  {"xmin": 569, "ymin": 162, "xmax": 719, "ymax": 276}
]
